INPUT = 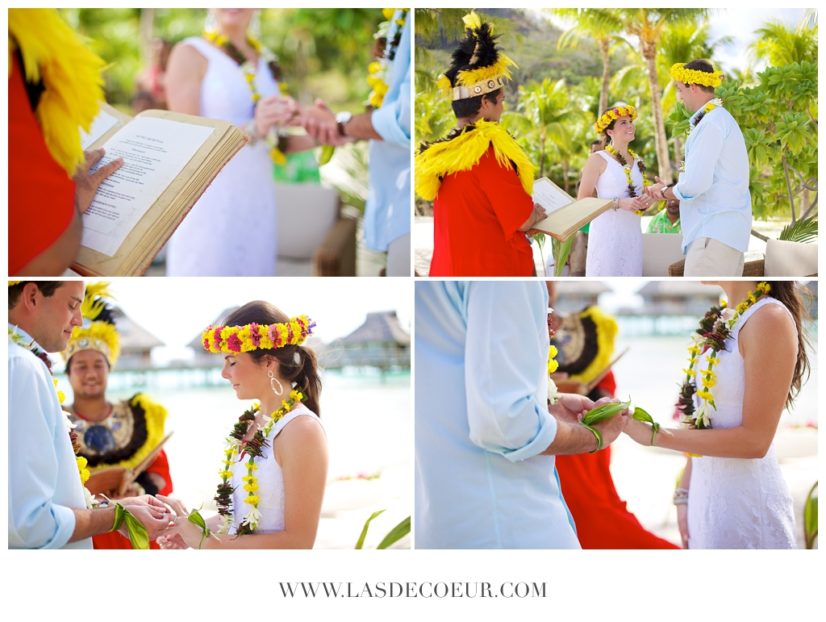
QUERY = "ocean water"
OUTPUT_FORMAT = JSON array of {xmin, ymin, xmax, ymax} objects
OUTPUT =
[{"xmin": 61, "ymin": 370, "xmax": 412, "ymax": 548}]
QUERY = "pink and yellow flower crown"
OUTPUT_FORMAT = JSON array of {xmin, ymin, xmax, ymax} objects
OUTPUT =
[
  {"xmin": 594, "ymin": 104, "xmax": 637, "ymax": 134},
  {"xmin": 670, "ymin": 63, "xmax": 723, "ymax": 88},
  {"xmin": 202, "ymin": 315, "xmax": 315, "ymax": 354}
]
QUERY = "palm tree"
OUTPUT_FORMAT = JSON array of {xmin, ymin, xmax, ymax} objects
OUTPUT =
[
  {"xmin": 614, "ymin": 8, "xmax": 708, "ymax": 181},
  {"xmin": 658, "ymin": 19, "xmax": 731, "ymax": 174},
  {"xmin": 750, "ymin": 18, "xmax": 818, "ymax": 67},
  {"xmin": 550, "ymin": 9, "xmax": 625, "ymax": 115}
]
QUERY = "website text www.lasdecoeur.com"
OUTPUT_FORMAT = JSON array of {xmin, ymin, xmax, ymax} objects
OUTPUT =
[{"xmin": 276, "ymin": 581, "xmax": 549, "ymax": 599}]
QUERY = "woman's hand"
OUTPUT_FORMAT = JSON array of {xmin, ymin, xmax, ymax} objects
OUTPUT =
[
  {"xmin": 618, "ymin": 196, "xmax": 649, "ymax": 212},
  {"xmin": 73, "ymin": 148, "xmax": 124, "ymax": 214},
  {"xmin": 624, "ymin": 416, "xmax": 655, "ymax": 445},
  {"xmin": 157, "ymin": 532, "xmax": 190, "ymax": 549},
  {"xmin": 254, "ymin": 95, "xmax": 298, "ymax": 136},
  {"xmin": 677, "ymin": 504, "xmax": 689, "ymax": 548}
]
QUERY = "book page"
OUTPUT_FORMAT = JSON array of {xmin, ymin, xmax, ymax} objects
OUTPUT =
[
  {"xmin": 532, "ymin": 177, "xmax": 575, "ymax": 216},
  {"xmin": 80, "ymin": 108, "xmax": 121, "ymax": 150},
  {"xmin": 81, "ymin": 117, "xmax": 214, "ymax": 256}
]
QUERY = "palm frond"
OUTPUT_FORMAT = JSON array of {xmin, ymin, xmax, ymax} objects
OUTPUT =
[{"xmin": 779, "ymin": 216, "xmax": 818, "ymax": 243}]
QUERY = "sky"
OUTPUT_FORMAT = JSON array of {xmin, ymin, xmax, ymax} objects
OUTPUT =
[
  {"xmin": 543, "ymin": 7, "xmax": 808, "ymax": 71},
  {"xmin": 102, "ymin": 277, "xmax": 412, "ymax": 362}
]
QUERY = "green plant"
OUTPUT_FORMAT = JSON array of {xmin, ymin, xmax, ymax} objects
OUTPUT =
[
  {"xmin": 355, "ymin": 509, "xmax": 411, "ymax": 549},
  {"xmin": 804, "ymin": 481, "xmax": 818, "ymax": 549}
]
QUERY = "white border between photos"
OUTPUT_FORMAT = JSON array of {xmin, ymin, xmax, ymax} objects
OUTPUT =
[{"xmin": 3, "ymin": 1, "xmax": 824, "ymax": 619}]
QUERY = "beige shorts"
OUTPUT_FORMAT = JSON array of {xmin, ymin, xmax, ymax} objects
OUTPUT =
[{"xmin": 684, "ymin": 237, "xmax": 744, "ymax": 276}]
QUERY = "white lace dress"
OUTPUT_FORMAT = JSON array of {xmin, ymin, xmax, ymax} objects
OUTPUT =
[
  {"xmin": 585, "ymin": 150, "xmax": 643, "ymax": 276},
  {"xmin": 166, "ymin": 37, "xmax": 280, "ymax": 276},
  {"xmin": 228, "ymin": 404, "xmax": 321, "ymax": 535},
  {"xmin": 688, "ymin": 298, "xmax": 796, "ymax": 548}
]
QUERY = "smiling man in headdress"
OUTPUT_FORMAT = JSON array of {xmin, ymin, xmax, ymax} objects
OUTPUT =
[{"xmin": 416, "ymin": 11, "xmax": 546, "ymax": 276}]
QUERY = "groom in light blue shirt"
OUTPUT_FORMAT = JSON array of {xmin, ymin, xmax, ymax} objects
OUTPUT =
[
  {"xmin": 415, "ymin": 281, "xmax": 627, "ymax": 548},
  {"xmin": 301, "ymin": 11, "xmax": 410, "ymax": 276},
  {"xmin": 649, "ymin": 60, "xmax": 752, "ymax": 276}
]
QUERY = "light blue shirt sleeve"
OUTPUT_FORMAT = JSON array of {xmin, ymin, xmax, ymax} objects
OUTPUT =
[
  {"xmin": 463, "ymin": 282, "xmax": 557, "ymax": 462},
  {"xmin": 673, "ymin": 117, "xmax": 725, "ymax": 202},
  {"xmin": 8, "ymin": 355, "xmax": 77, "ymax": 549}
]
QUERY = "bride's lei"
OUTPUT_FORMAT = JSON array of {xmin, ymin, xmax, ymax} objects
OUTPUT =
[
  {"xmin": 604, "ymin": 144, "xmax": 648, "ymax": 216},
  {"xmin": 203, "ymin": 29, "xmax": 288, "ymax": 166},
  {"xmin": 677, "ymin": 282, "xmax": 771, "ymax": 429},
  {"xmin": 214, "ymin": 389, "xmax": 305, "ymax": 535}
]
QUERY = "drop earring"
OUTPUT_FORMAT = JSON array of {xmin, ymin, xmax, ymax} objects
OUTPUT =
[{"xmin": 268, "ymin": 369, "xmax": 283, "ymax": 396}]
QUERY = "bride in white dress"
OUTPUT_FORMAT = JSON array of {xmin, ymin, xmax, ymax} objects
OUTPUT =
[
  {"xmin": 164, "ymin": 9, "xmax": 319, "ymax": 276},
  {"xmin": 578, "ymin": 104, "xmax": 652, "ymax": 276},
  {"xmin": 624, "ymin": 281, "xmax": 809, "ymax": 548},
  {"xmin": 159, "ymin": 301, "xmax": 327, "ymax": 548}
]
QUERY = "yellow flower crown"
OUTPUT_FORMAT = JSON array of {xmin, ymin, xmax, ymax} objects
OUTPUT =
[
  {"xmin": 670, "ymin": 63, "xmax": 723, "ymax": 88},
  {"xmin": 8, "ymin": 281, "xmax": 22, "ymax": 287},
  {"xmin": 62, "ymin": 282, "xmax": 120, "ymax": 366},
  {"xmin": 202, "ymin": 315, "xmax": 315, "ymax": 354},
  {"xmin": 594, "ymin": 104, "xmax": 637, "ymax": 134}
]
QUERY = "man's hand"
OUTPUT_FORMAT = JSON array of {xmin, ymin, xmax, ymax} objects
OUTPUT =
[
  {"xmin": 592, "ymin": 402, "xmax": 630, "ymax": 447},
  {"xmin": 74, "ymin": 148, "xmax": 123, "ymax": 214},
  {"xmin": 299, "ymin": 99, "xmax": 344, "ymax": 146},
  {"xmin": 550, "ymin": 393, "xmax": 597, "ymax": 424}
]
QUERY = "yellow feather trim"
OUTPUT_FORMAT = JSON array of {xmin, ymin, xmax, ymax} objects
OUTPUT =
[
  {"xmin": 63, "ymin": 320, "xmax": 121, "ymax": 367},
  {"xmin": 566, "ymin": 307, "xmax": 618, "ymax": 385},
  {"xmin": 90, "ymin": 394, "xmax": 168, "ymax": 473},
  {"xmin": 462, "ymin": 11, "xmax": 482, "ymax": 31},
  {"xmin": 416, "ymin": 119, "xmax": 535, "ymax": 201},
  {"xmin": 436, "ymin": 74, "xmax": 452, "ymax": 96},
  {"xmin": 456, "ymin": 54, "xmax": 515, "ymax": 87},
  {"xmin": 80, "ymin": 281, "xmax": 113, "ymax": 321},
  {"xmin": 9, "ymin": 9, "xmax": 105, "ymax": 177}
]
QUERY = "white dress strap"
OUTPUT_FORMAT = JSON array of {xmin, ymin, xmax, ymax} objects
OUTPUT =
[
  {"xmin": 269, "ymin": 402, "xmax": 323, "ymax": 441},
  {"xmin": 731, "ymin": 297, "xmax": 792, "ymax": 340}
]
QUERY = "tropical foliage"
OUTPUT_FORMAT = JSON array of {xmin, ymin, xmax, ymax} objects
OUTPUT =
[{"xmin": 415, "ymin": 8, "xmax": 818, "ymax": 228}]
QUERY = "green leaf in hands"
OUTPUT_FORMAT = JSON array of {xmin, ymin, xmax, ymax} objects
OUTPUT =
[
  {"xmin": 377, "ymin": 516, "xmax": 411, "ymax": 549},
  {"xmin": 581, "ymin": 401, "xmax": 630, "ymax": 426},
  {"xmin": 355, "ymin": 509, "xmax": 385, "ymax": 549},
  {"xmin": 122, "ymin": 508, "xmax": 150, "ymax": 550},
  {"xmin": 188, "ymin": 509, "xmax": 211, "ymax": 549}
]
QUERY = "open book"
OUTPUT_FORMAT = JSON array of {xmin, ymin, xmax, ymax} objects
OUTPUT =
[
  {"xmin": 84, "ymin": 432, "xmax": 173, "ymax": 497},
  {"xmin": 71, "ymin": 104, "xmax": 247, "ymax": 276},
  {"xmin": 531, "ymin": 177, "xmax": 613, "ymax": 242}
]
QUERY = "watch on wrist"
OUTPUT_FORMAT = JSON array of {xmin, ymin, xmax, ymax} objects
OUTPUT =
[{"xmin": 336, "ymin": 111, "xmax": 352, "ymax": 137}]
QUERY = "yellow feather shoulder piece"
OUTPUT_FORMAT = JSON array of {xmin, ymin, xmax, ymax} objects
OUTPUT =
[
  {"xmin": 416, "ymin": 119, "xmax": 535, "ymax": 201},
  {"xmin": 567, "ymin": 307, "xmax": 618, "ymax": 385},
  {"xmin": 9, "ymin": 9, "xmax": 105, "ymax": 177}
]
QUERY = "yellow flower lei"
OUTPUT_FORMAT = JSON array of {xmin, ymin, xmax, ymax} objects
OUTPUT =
[
  {"xmin": 366, "ymin": 9, "xmax": 408, "ymax": 109},
  {"xmin": 604, "ymin": 144, "xmax": 648, "ymax": 216},
  {"xmin": 203, "ymin": 29, "xmax": 288, "ymax": 166},
  {"xmin": 670, "ymin": 63, "xmax": 723, "ymax": 89},
  {"xmin": 202, "ymin": 315, "xmax": 314, "ymax": 354},
  {"xmin": 547, "ymin": 344, "xmax": 559, "ymax": 375},
  {"xmin": 215, "ymin": 389, "xmax": 304, "ymax": 535},
  {"xmin": 7, "ymin": 326, "xmax": 89, "ymax": 484},
  {"xmin": 594, "ymin": 104, "xmax": 637, "ymax": 134},
  {"xmin": 679, "ymin": 282, "xmax": 771, "ymax": 430}
]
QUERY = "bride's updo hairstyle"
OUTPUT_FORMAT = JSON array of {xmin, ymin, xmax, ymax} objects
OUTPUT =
[
  {"xmin": 765, "ymin": 282, "xmax": 811, "ymax": 407},
  {"xmin": 223, "ymin": 301, "xmax": 322, "ymax": 417}
]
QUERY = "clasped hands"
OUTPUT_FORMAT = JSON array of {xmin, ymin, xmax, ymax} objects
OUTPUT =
[
  {"xmin": 254, "ymin": 94, "xmax": 347, "ymax": 147},
  {"xmin": 644, "ymin": 176, "xmax": 673, "ymax": 202},
  {"xmin": 551, "ymin": 393, "xmax": 629, "ymax": 448}
]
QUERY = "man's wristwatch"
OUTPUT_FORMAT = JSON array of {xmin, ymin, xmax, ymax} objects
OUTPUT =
[{"xmin": 336, "ymin": 111, "xmax": 352, "ymax": 137}]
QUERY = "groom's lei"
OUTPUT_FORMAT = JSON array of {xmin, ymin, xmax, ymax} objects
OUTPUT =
[
  {"xmin": 677, "ymin": 282, "xmax": 771, "ymax": 429},
  {"xmin": 687, "ymin": 98, "xmax": 722, "ymax": 138},
  {"xmin": 8, "ymin": 325, "xmax": 91, "ymax": 488}
]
